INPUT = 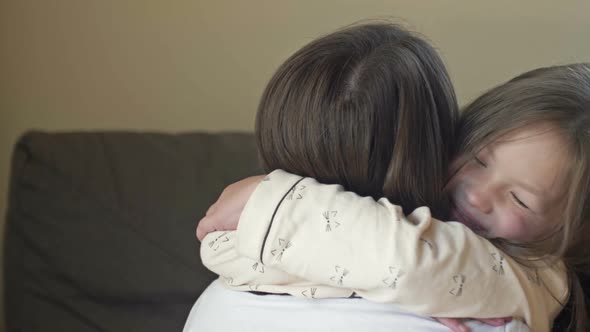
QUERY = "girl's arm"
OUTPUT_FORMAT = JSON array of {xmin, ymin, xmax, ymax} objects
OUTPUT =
[
  {"xmin": 201, "ymin": 230, "xmax": 354, "ymax": 298},
  {"xmin": 233, "ymin": 170, "xmax": 567, "ymax": 332},
  {"xmin": 201, "ymin": 230, "xmax": 298, "ymax": 287}
]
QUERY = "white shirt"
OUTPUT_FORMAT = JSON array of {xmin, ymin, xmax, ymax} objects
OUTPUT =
[{"xmin": 184, "ymin": 280, "xmax": 530, "ymax": 332}]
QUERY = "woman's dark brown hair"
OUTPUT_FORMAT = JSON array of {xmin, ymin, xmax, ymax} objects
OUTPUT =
[{"xmin": 255, "ymin": 22, "xmax": 459, "ymax": 217}]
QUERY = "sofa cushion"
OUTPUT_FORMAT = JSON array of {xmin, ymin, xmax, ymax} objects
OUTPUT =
[{"xmin": 4, "ymin": 131, "xmax": 261, "ymax": 332}]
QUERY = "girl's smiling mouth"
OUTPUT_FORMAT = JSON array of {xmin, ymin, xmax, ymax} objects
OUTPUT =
[{"xmin": 450, "ymin": 200, "xmax": 488, "ymax": 235}]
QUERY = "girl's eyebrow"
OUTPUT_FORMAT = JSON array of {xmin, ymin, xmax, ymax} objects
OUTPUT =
[{"xmin": 515, "ymin": 180, "xmax": 545, "ymax": 197}]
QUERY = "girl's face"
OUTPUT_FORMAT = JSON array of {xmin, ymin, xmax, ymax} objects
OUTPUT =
[{"xmin": 445, "ymin": 126, "xmax": 570, "ymax": 242}]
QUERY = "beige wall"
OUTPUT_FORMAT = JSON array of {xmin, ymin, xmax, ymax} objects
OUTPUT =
[{"xmin": 2, "ymin": 0, "xmax": 590, "ymax": 330}]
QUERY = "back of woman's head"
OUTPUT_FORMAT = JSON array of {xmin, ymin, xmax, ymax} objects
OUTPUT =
[
  {"xmin": 455, "ymin": 63, "xmax": 590, "ymax": 332},
  {"xmin": 256, "ymin": 22, "xmax": 459, "ymax": 217}
]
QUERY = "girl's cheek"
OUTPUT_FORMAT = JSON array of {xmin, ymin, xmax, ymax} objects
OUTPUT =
[{"xmin": 498, "ymin": 211, "xmax": 530, "ymax": 241}]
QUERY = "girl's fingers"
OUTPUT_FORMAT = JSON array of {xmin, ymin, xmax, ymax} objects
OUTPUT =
[
  {"xmin": 475, "ymin": 318, "xmax": 512, "ymax": 326},
  {"xmin": 435, "ymin": 318, "xmax": 470, "ymax": 332}
]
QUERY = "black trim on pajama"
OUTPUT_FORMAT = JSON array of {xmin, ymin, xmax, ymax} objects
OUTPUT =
[{"xmin": 260, "ymin": 177, "xmax": 305, "ymax": 264}]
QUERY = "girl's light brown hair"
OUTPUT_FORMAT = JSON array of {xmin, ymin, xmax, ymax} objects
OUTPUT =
[
  {"xmin": 454, "ymin": 63, "xmax": 590, "ymax": 332},
  {"xmin": 256, "ymin": 22, "xmax": 459, "ymax": 217}
]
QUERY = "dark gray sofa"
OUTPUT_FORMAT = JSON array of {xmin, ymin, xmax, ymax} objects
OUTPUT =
[
  {"xmin": 4, "ymin": 131, "xmax": 261, "ymax": 331},
  {"xmin": 3, "ymin": 131, "xmax": 576, "ymax": 331}
]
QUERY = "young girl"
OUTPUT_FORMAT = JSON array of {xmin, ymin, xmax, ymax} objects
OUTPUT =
[{"xmin": 197, "ymin": 25, "xmax": 589, "ymax": 331}]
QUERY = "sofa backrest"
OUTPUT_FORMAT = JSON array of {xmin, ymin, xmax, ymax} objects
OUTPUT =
[{"xmin": 4, "ymin": 131, "xmax": 261, "ymax": 332}]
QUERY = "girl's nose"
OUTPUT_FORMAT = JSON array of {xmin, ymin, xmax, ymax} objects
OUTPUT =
[{"xmin": 465, "ymin": 184, "xmax": 493, "ymax": 214}]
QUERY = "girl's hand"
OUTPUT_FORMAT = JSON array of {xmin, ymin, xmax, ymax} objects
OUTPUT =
[
  {"xmin": 436, "ymin": 317, "xmax": 511, "ymax": 332},
  {"xmin": 196, "ymin": 175, "xmax": 265, "ymax": 241}
]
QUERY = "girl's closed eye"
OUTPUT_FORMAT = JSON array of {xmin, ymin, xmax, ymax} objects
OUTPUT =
[
  {"xmin": 510, "ymin": 192, "xmax": 529, "ymax": 210},
  {"xmin": 474, "ymin": 156, "xmax": 487, "ymax": 168}
]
